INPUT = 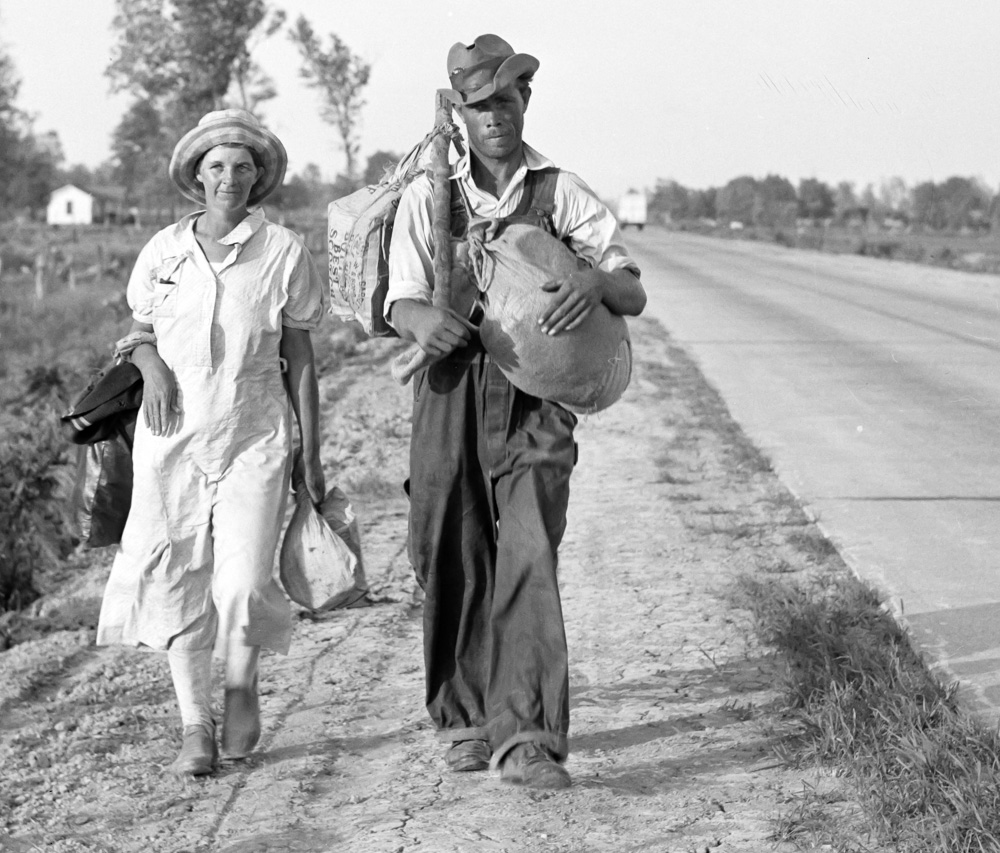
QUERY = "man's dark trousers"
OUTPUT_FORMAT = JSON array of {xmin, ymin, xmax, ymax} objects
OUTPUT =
[{"xmin": 408, "ymin": 343, "xmax": 577, "ymax": 761}]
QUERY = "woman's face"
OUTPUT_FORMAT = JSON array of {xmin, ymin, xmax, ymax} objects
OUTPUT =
[{"xmin": 195, "ymin": 145, "xmax": 262, "ymax": 212}]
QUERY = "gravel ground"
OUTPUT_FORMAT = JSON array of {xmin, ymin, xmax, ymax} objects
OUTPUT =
[{"xmin": 0, "ymin": 315, "xmax": 874, "ymax": 853}]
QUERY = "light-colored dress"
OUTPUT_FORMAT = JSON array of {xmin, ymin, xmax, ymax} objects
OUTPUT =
[{"xmin": 97, "ymin": 209, "xmax": 323, "ymax": 659}]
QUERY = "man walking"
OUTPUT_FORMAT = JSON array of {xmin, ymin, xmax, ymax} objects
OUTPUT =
[{"xmin": 386, "ymin": 34, "xmax": 646, "ymax": 789}]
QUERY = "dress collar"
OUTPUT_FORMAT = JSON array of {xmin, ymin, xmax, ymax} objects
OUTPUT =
[{"xmin": 172, "ymin": 208, "xmax": 266, "ymax": 247}]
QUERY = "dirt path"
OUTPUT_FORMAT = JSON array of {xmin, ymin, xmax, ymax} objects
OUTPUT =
[{"xmin": 0, "ymin": 316, "xmax": 861, "ymax": 853}]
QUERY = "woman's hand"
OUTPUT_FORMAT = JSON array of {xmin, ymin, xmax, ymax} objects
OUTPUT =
[
  {"xmin": 537, "ymin": 269, "xmax": 606, "ymax": 335},
  {"xmin": 132, "ymin": 344, "xmax": 180, "ymax": 436}
]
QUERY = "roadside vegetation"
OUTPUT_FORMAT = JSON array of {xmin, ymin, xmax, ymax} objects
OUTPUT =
[
  {"xmin": 649, "ymin": 174, "xmax": 1000, "ymax": 277},
  {"xmin": 657, "ymin": 340, "xmax": 1000, "ymax": 852},
  {"xmin": 0, "ymin": 228, "xmax": 134, "ymax": 634},
  {"xmin": 736, "ymin": 570, "xmax": 1000, "ymax": 852}
]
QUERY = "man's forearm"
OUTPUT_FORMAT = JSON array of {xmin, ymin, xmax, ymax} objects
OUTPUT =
[
  {"xmin": 601, "ymin": 269, "xmax": 647, "ymax": 317},
  {"xmin": 386, "ymin": 298, "xmax": 430, "ymax": 343}
]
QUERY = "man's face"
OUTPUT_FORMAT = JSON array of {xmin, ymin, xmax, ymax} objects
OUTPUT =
[{"xmin": 458, "ymin": 84, "xmax": 530, "ymax": 164}]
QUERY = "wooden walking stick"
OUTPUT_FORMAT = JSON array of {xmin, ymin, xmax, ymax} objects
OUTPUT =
[{"xmin": 390, "ymin": 90, "xmax": 458, "ymax": 385}]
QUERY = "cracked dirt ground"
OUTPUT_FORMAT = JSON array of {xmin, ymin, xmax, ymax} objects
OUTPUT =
[{"xmin": 0, "ymin": 315, "xmax": 861, "ymax": 853}]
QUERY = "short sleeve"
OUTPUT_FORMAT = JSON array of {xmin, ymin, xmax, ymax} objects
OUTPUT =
[
  {"xmin": 125, "ymin": 240, "xmax": 160, "ymax": 324},
  {"xmin": 282, "ymin": 242, "xmax": 324, "ymax": 331}
]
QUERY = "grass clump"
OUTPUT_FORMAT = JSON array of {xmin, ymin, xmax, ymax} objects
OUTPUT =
[{"xmin": 735, "ymin": 570, "xmax": 1000, "ymax": 851}]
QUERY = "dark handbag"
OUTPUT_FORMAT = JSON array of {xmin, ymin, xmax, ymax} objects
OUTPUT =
[
  {"xmin": 70, "ymin": 413, "xmax": 135, "ymax": 548},
  {"xmin": 61, "ymin": 361, "xmax": 143, "ymax": 445},
  {"xmin": 62, "ymin": 361, "xmax": 143, "ymax": 548}
]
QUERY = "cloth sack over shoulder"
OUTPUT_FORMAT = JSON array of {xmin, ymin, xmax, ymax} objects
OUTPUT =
[
  {"xmin": 70, "ymin": 413, "xmax": 135, "ymax": 548},
  {"xmin": 465, "ymin": 222, "xmax": 633, "ymax": 414},
  {"xmin": 327, "ymin": 122, "xmax": 460, "ymax": 337},
  {"xmin": 60, "ymin": 361, "xmax": 143, "ymax": 445},
  {"xmin": 279, "ymin": 460, "xmax": 368, "ymax": 611},
  {"xmin": 327, "ymin": 136, "xmax": 435, "ymax": 337}
]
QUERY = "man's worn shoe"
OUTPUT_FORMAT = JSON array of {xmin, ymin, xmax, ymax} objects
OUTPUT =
[
  {"xmin": 444, "ymin": 739, "xmax": 492, "ymax": 772},
  {"xmin": 170, "ymin": 721, "xmax": 217, "ymax": 777},
  {"xmin": 221, "ymin": 682, "xmax": 261, "ymax": 759},
  {"xmin": 499, "ymin": 742, "xmax": 571, "ymax": 789}
]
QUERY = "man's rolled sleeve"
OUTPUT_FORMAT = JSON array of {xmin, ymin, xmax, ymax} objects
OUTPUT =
[
  {"xmin": 554, "ymin": 171, "xmax": 642, "ymax": 279},
  {"xmin": 385, "ymin": 176, "xmax": 436, "ymax": 327}
]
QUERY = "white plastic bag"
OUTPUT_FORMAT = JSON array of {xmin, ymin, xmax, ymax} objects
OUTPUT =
[
  {"xmin": 279, "ymin": 489, "xmax": 358, "ymax": 612},
  {"xmin": 316, "ymin": 485, "xmax": 369, "ymax": 609}
]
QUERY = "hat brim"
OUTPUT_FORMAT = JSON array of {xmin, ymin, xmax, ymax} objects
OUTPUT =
[
  {"xmin": 442, "ymin": 53, "xmax": 539, "ymax": 106},
  {"xmin": 169, "ymin": 115, "xmax": 287, "ymax": 207}
]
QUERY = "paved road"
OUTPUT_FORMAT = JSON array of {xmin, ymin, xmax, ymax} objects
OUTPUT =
[{"xmin": 627, "ymin": 228, "xmax": 1000, "ymax": 719}]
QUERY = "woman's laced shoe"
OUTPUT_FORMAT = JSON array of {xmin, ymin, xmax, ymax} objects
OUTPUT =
[
  {"xmin": 221, "ymin": 680, "xmax": 260, "ymax": 760},
  {"xmin": 444, "ymin": 739, "xmax": 492, "ymax": 772},
  {"xmin": 499, "ymin": 742, "xmax": 571, "ymax": 789},
  {"xmin": 169, "ymin": 720, "xmax": 217, "ymax": 776}
]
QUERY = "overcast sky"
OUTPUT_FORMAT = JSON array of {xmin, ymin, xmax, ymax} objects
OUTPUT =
[{"xmin": 3, "ymin": 0, "xmax": 1000, "ymax": 199}]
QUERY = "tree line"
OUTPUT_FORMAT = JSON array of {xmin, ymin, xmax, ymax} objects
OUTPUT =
[
  {"xmin": 0, "ymin": 0, "xmax": 380, "ymax": 220},
  {"xmin": 2, "ymin": 0, "xmax": 998, "ymax": 232},
  {"xmin": 649, "ymin": 174, "xmax": 999, "ymax": 233}
]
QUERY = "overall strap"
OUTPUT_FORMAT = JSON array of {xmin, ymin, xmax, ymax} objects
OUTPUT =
[
  {"xmin": 511, "ymin": 166, "xmax": 559, "ymax": 226},
  {"xmin": 449, "ymin": 166, "xmax": 562, "ymax": 239}
]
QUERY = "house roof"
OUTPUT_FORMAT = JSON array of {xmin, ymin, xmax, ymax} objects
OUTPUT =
[{"xmin": 49, "ymin": 184, "xmax": 127, "ymax": 202}]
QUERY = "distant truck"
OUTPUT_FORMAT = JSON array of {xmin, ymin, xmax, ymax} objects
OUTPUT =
[{"xmin": 617, "ymin": 190, "xmax": 647, "ymax": 231}]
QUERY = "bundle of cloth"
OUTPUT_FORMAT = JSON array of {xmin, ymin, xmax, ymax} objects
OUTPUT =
[{"xmin": 461, "ymin": 220, "xmax": 632, "ymax": 414}]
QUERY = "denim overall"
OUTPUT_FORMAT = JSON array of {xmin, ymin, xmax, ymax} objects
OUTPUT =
[{"xmin": 407, "ymin": 168, "xmax": 578, "ymax": 763}]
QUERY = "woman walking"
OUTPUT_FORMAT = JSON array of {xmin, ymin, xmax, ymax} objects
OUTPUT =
[{"xmin": 97, "ymin": 109, "xmax": 327, "ymax": 776}]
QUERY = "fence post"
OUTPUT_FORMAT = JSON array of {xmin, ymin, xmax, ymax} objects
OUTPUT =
[
  {"xmin": 66, "ymin": 253, "xmax": 76, "ymax": 291},
  {"xmin": 34, "ymin": 249, "xmax": 48, "ymax": 301}
]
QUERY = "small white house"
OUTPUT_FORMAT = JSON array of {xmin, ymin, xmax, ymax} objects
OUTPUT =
[
  {"xmin": 47, "ymin": 185, "xmax": 95, "ymax": 225},
  {"xmin": 46, "ymin": 184, "xmax": 127, "ymax": 225}
]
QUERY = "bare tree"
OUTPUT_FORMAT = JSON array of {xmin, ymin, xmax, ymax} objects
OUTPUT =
[{"xmin": 289, "ymin": 15, "xmax": 371, "ymax": 184}]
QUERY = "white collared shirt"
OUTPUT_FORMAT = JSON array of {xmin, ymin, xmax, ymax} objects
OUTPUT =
[{"xmin": 385, "ymin": 143, "xmax": 639, "ymax": 324}]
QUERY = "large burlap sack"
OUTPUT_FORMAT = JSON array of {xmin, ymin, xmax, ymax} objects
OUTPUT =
[
  {"xmin": 327, "ymin": 182, "xmax": 401, "ymax": 337},
  {"xmin": 327, "ymin": 134, "xmax": 438, "ymax": 337},
  {"xmin": 466, "ymin": 222, "xmax": 632, "ymax": 414}
]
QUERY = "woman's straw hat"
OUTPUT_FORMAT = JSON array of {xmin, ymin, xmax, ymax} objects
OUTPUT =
[{"xmin": 169, "ymin": 109, "xmax": 287, "ymax": 206}]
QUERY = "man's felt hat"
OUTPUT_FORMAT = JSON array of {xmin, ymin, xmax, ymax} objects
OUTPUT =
[
  {"xmin": 442, "ymin": 34, "xmax": 539, "ymax": 106},
  {"xmin": 168, "ymin": 108, "xmax": 287, "ymax": 207}
]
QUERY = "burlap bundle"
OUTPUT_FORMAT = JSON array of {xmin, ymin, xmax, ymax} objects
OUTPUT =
[{"xmin": 464, "ymin": 222, "xmax": 632, "ymax": 414}]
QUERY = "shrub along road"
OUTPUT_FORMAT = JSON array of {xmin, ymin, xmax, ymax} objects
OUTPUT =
[{"xmin": 0, "ymin": 315, "xmax": 888, "ymax": 852}]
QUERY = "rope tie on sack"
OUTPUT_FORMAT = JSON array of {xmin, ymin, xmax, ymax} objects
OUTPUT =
[
  {"xmin": 465, "ymin": 216, "xmax": 504, "ymax": 291},
  {"xmin": 382, "ymin": 121, "xmax": 466, "ymax": 187}
]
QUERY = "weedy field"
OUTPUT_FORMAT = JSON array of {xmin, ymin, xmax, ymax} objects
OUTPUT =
[{"xmin": 0, "ymin": 224, "xmax": 148, "ymax": 622}]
